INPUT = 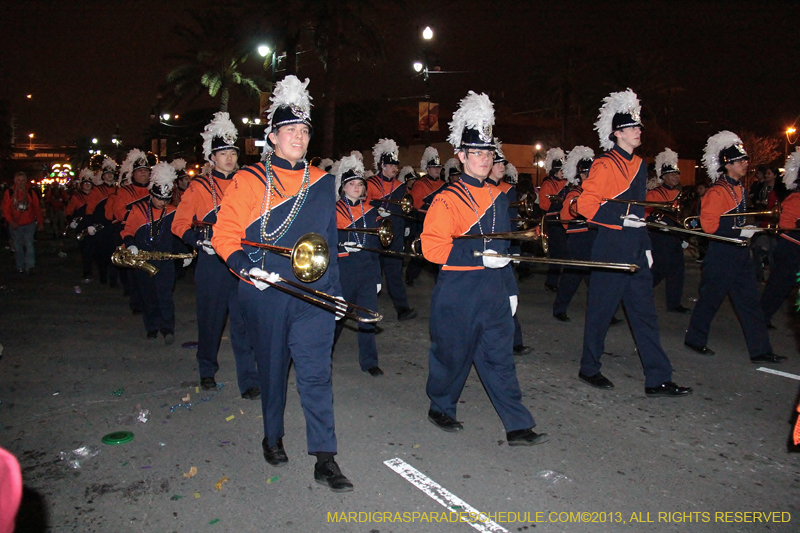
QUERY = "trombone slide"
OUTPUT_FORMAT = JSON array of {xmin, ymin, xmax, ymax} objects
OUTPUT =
[{"xmin": 471, "ymin": 250, "xmax": 639, "ymax": 272}]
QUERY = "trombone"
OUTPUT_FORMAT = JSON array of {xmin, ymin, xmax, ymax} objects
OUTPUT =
[
  {"xmin": 683, "ymin": 206, "xmax": 780, "ymax": 230},
  {"xmin": 192, "ymin": 220, "xmax": 214, "ymax": 240},
  {"xmin": 603, "ymin": 197, "xmax": 681, "ymax": 214},
  {"xmin": 471, "ymin": 250, "xmax": 639, "ymax": 272},
  {"xmin": 77, "ymin": 223, "xmax": 103, "ymax": 241},
  {"xmin": 372, "ymin": 193, "xmax": 415, "ymax": 215},
  {"xmin": 509, "ymin": 194, "xmax": 536, "ymax": 218},
  {"xmin": 455, "ymin": 215, "xmax": 549, "ymax": 254},
  {"xmin": 344, "ymin": 219, "xmax": 394, "ymax": 247},
  {"xmin": 338, "ymin": 243, "xmax": 420, "ymax": 258},
  {"xmin": 242, "ymin": 233, "xmax": 329, "ymax": 282}
]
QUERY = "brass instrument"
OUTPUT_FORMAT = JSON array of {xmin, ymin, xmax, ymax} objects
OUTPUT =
[
  {"xmin": 192, "ymin": 220, "xmax": 214, "ymax": 240},
  {"xmin": 373, "ymin": 193, "xmax": 415, "ymax": 215},
  {"xmin": 241, "ymin": 270, "xmax": 383, "ymax": 323},
  {"xmin": 345, "ymin": 219, "xmax": 393, "ymax": 247},
  {"xmin": 509, "ymin": 194, "xmax": 536, "ymax": 218},
  {"xmin": 76, "ymin": 224, "xmax": 103, "ymax": 241},
  {"xmin": 111, "ymin": 246, "xmax": 197, "ymax": 276},
  {"xmin": 456, "ymin": 215, "xmax": 549, "ymax": 254},
  {"xmin": 338, "ymin": 243, "xmax": 419, "ymax": 258},
  {"xmin": 603, "ymin": 197, "xmax": 681, "ymax": 215},
  {"xmin": 547, "ymin": 194, "xmax": 565, "ymax": 203},
  {"xmin": 471, "ymin": 250, "xmax": 639, "ymax": 272},
  {"xmin": 241, "ymin": 233, "xmax": 329, "ymax": 283},
  {"xmin": 63, "ymin": 216, "xmax": 82, "ymax": 237},
  {"xmin": 683, "ymin": 206, "xmax": 781, "ymax": 231},
  {"xmin": 637, "ymin": 218, "xmax": 748, "ymax": 246}
]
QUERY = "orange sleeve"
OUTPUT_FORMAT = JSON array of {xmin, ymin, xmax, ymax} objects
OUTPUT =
[
  {"xmin": 420, "ymin": 193, "xmax": 456, "ymax": 265},
  {"xmin": 104, "ymin": 191, "xmax": 117, "ymax": 221},
  {"xmin": 561, "ymin": 189, "xmax": 579, "ymax": 221},
  {"xmin": 172, "ymin": 180, "xmax": 205, "ymax": 239},
  {"xmin": 576, "ymin": 159, "xmax": 614, "ymax": 221},
  {"xmin": 779, "ymin": 193, "xmax": 800, "ymax": 229},
  {"xmin": 699, "ymin": 187, "xmax": 730, "ymax": 234},
  {"xmin": 113, "ymin": 188, "xmax": 133, "ymax": 223},
  {"xmin": 410, "ymin": 179, "xmax": 430, "ymax": 209},
  {"xmin": 211, "ymin": 172, "xmax": 259, "ymax": 263},
  {"xmin": 85, "ymin": 188, "xmax": 103, "ymax": 215},
  {"xmin": 65, "ymin": 195, "xmax": 81, "ymax": 217},
  {"xmin": 336, "ymin": 203, "xmax": 352, "ymax": 230},
  {"xmin": 538, "ymin": 179, "xmax": 554, "ymax": 212},
  {"xmin": 121, "ymin": 203, "xmax": 144, "ymax": 240}
]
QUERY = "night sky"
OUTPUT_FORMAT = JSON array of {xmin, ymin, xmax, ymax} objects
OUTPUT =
[{"xmin": 3, "ymin": 0, "xmax": 799, "ymax": 162}]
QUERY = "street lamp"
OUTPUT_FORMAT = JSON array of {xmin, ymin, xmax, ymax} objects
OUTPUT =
[
  {"xmin": 162, "ymin": 113, "xmax": 170, "ymax": 121},
  {"xmin": 258, "ymin": 45, "xmax": 270, "ymax": 57},
  {"xmin": 413, "ymin": 61, "xmax": 423, "ymax": 73},
  {"xmin": 242, "ymin": 117, "xmax": 249, "ymax": 124},
  {"xmin": 92, "ymin": 138, "xmax": 98, "ymax": 144},
  {"xmin": 533, "ymin": 143, "xmax": 543, "ymax": 185},
  {"xmin": 422, "ymin": 26, "xmax": 433, "ymax": 40},
  {"xmin": 28, "ymin": 133, "xmax": 34, "ymax": 149},
  {"xmin": 785, "ymin": 127, "xmax": 798, "ymax": 158}
]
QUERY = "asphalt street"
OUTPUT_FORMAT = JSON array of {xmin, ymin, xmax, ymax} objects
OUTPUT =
[{"xmin": 1, "ymin": 237, "xmax": 799, "ymax": 533}]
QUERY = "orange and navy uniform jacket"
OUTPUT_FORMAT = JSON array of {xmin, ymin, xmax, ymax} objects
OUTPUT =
[
  {"xmin": 778, "ymin": 190, "xmax": 800, "ymax": 246},
  {"xmin": 65, "ymin": 190, "xmax": 91, "ymax": 232},
  {"xmin": 2, "ymin": 186, "xmax": 42, "ymax": 227},
  {"xmin": 409, "ymin": 176, "xmax": 447, "ymax": 212},
  {"xmin": 560, "ymin": 185, "xmax": 588, "ymax": 234},
  {"xmin": 45, "ymin": 187, "xmax": 68, "ymax": 213},
  {"xmin": 86, "ymin": 183, "xmax": 117, "ymax": 225},
  {"xmin": 172, "ymin": 170, "xmax": 235, "ymax": 250},
  {"xmin": 699, "ymin": 176, "xmax": 748, "ymax": 238},
  {"xmin": 645, "ymin": 184, "xmax": 680, "ymax": 223},
  {"xmin": 420, "ymin": 174, "xmax": 517, "ymax": 296},
  {"xmin": 487, "ymin": 177, "xmax": 518, "ymax": 226},
  {"xmin": 211, "ymin": 155, "xmax": 342, "ymax": 297},
  {"xmin": 365, "ymin": 172, "xmax": 408, "ymax": 252},
  {"xmin": 539, "ymin": 176, "xmax": 567, "ymax": 215},
  {"xmin": 121, "ymin": 197, "xmax": 181, "ymax": 255},
  {"xmin": 107, "ymin": 182, "xmax": 150, "ymax": 224},
  {"xmin": 336, "ymin": 196, "xmax": 381, "ymax": 284}
]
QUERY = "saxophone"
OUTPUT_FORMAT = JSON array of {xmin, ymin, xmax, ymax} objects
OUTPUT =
[{"xmin": 111, "ymin": 246, "xmax": 196, "ymax": 276}]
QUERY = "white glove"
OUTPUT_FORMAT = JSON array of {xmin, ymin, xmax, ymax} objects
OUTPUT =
[
  {"xmin": 511, "ymin": 253, "xmax": 521, "ymax": 265},
  {"xmin": 69, "ymin": 219, "xmax": 78, "ymax": 229},
  {"xmin": 377, "ymin": 284, "xmax": 382, "ymax": 294},
  {"xmin": 645, "ymin": 250, "xmax": 653, "ymax": 269},
  {"xmin": 404, "ymin": 227, "xmax": 411, "ymax": 237},
  {"xmin": 482, "ymin": 249, "xmax": 511, "ymax": 269},
  {"xmin": 182, "ymin": 257, "xmax": 193, "ymax": 267},
  {"xmin": 200, "ymin": 239, "xmax": 216, "ymax": 255},
  {"xmin": 378, "ymin": 207, "xmax": 392, "ymax": 218},
  {"xmin": 249, "ymin": 267, "xmax": 280, "ymax": 291},
  {"xmin": 342, "ymin": 241, "xmax": 360, "ymax": 253},
  {"xmin": 87, "ymin": 226, "xmax": 96, "ymax": 236},
  {"xmin": 333, "ymin": 296, "xmax": 347, "ymax": 321},
  {"xmin": 740, "ymin": 227, "xmax": 757, "ymax": 239},
  {"xmin": 681, "ymin": 241, "xmax": 689, "ymax": 249},
  {"xmin": 127, "ymin": 245, "xmax": 139, "ymax": 255},
  {"xmin": 510, "ymin": 295, "xmax": 518, "ymax": 316},
  {"xmin": 622, "ymin": 214, "xmax": 646, "ymax": 228}
]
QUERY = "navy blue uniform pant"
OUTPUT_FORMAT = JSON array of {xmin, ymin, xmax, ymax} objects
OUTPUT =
[
  {"xmin": 685, "ymin": 243, "xmax": 772, "ymax": 358},
  {"xmin": 427, "ymin": 269, "xmax": 535, "ymax": 432},
  {"xmin": 195, "ymin": 252, "xmax": 258, "ymax": 394},
  {"xmin": 761, "ymin": 239, "xmax": 800, "ymax": 323},
  {"xmin": 240, "ymin": 285, "xmax": 337, "ymax": 454},
  {"xmin": 581, "ymin": 230, "xmax": 672, "ymax": 388},
  {"xmin": 553, "ymin": 230, "xmax": 595, "ymax": 315},
  {"xmin": 334, "ymin": 255, "xmax": 379, "ymax": 371},
  {"xmin": 380, "ymin": 218, "xmax": 410, "ymax": 312},
  {"xmin": 650, "ymin": 230, "xmax": 685, "ymax": 310},
  {"xmin": 545, "ymin": 221, "xmax": 567, "ymax": 287},
  {"xmin": 78, "ymin": 236, "xmax": 96, "ymax": 278},
  {"xmin": 135, "ymin": 262, "xmax": 175, "ymax": 334}
]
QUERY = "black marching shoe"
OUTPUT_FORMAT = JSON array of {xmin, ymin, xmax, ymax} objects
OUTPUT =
[
  {"xmin": 751, "ymin": 353, "xmax": 787, "ymax": 364},
  {"xmin": 314, "ymin": 459, "xmax": 353, "ymax": 493},
  {"xmin": 367, "ymin": 366, "xmax": 384, "ymax": 377},
  {"xmin": 645, "ymin": 381, "xmax": 693, "ymax": 397},
  {"xmin": 609, "ymin": 316, "xmax": 624, "ymax": 326},
  {"xmin": 668, "ymin": 305, "xmax": 691, "ymax": 314},
  {"xmin": 241, "ymin": 387, "xmax": 261, "ymax": 400},
  {"xmin": 397, "ymin": 307, "xmax": 418, "ymax": 321},
  {"xmin": 553, "ymin": 313, "xmax": 571, "ymax": 323},
  {"xmin": 427, "ymin": 409, "xmax": 463, "ymax": 432},
  {"xmin": 146, "ymin": 331, "xmax": 158, "ymax": 340},
  {"xmin": 513, "ymin": 345, "xmax": 532, "ymax": 355},
  {"xmin": 684, "ymin": 342, "xmax": 714, "ymax": 355},
  {"xmin": 200, "ymin": 376, "xmax": 217, "ymax": 390},
  {"xmin": 262, "ymin": 437, "xmax": 289, "ymax": 466},
  {"xmin": 578, "ymin": 372, "xmax": 614, "ymax": 389},
  {"xmin": 506, "ymin": 428, "xmax": 549, "ymax": 446}
]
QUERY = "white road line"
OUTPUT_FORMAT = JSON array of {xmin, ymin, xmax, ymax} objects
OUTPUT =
[
  {"xmin": 756, "ymin": 367, "xmax": 800, "ymax": 381},
  {"xmin": 384, "ymin": 457, "xmax": 510, "ymax": 533}
]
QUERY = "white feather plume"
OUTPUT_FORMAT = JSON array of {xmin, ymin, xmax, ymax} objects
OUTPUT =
[
  {"xmin": 654, "ymin": 148, "xmax": 679, "ymax": 178},
  {"xmin": 595, "ymin": 88, "xmax": 641, "ymax": 151},
  {"xmin": 544, "ymin": 147, "xmax": 565, "ymax": 173},
  {"xmin": 784, "ymin": 147, "xmax": 800, "ymax": 190},
  {"xmin": 120, "ymin": 148, "xmax": 146, "ymax": 179},
  {"xmin": 79, "ymin": 168, "xmax": 95, "ymax": 183},
  {"xmin": 703, "ymin": 130, "xmax": 743, "ymax": 182},
  {"xmin": 351, "ymin": 150, "xmax": 363, "ymax": 161},
  {"xmin": 102, "ymin": 157, "xmax": 117, "ymax": 172},
  {"xmin": 334, "ymin": 154, "xmax": 365, "ymax": 197},
  {"xmin": 319, "ymin": 158, "xmax": 333, "ymax": 171},
  {"xmin": 200, "ymin": 162, "xmax": 212, "ymax": 176},
  {"xmin": 398, "ymin": 165, "xmax": 415, "ymax": 183},
  {"xmin": 443, "ymin": 157, "xmax": 460, "ymax": 181},
  {"xmin": 420, "ymin": 146, "xmax": 439, "ymax": 172},
  {"xmin": 504, "ymin": 163, "xmax": 518, "ymax": 184},
  {"xmin": 170, "ymin": 158, "xmax": 187, "ymax": 173},
  {"xmin": 202, "ymin": 112, "xmax": 238, "ymax": 162},
  {"xmin": 447, "ymin": 91, "xmax": 495, "ymax": 150},
  {"xmin": 563, "ymin": 146, "xmax": 595, "ymax": 185},
  {"xmin": 372, "ymin": 138, "xmax": 399, "ymax": 171},
  {"xmin": 646, "ymin": 176, "xmax": 661, "ymax": 190},
  {"xmin": 267, "ymin": 75, "xmax": 312, "ymax": 126},
  {"xmin": 148, "ymin": 162, "xmax": 176, "ymax": 195}
]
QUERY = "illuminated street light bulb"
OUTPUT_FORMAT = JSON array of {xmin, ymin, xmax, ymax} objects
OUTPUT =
[
  {"xmin": 92, "ymin": 138, "xmax": 98, "ymax": 144},
  {"xmin": 422, "ymin": 26, "xmax": 433, "ymax": 40},
  {"xmin": 413, "ymin": 61, "xmax": 424, "ymax": 73},
  {"xmin": 242, "ymin": 117, "xmax": 249, "ymax": 124},
  {"xmin": 253, "ymin": 118, "xmax": 261, "ymax": 124},
  {"xmin": 537, "ymin": 161, "xmax": 545, "ymax": 168},
  {"xmin": 29, "ymin": 133, "xmax": 34, "ymax": 139},
  {"xmin": 258, "ymin": 45, "xmax": 271, "ymax": 57},
  {"xmin": 162, "ymin": 113, "xmax": 170, "ymax": 121},
  {"xmin": 26, "ymin": 94, "xmax": 32, "ymax": 99},
  {"xmin": 787, "ymin": 127, "xmax": 796, "ymax": 135},
  {"xmin": 535, "ymin": 143, "xmax": 542, "ymax": 150}
]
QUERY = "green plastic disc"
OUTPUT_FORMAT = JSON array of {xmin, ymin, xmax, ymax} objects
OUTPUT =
[{"xmin": 102, "ymin": 431, "xmax": 134, "ymax": 445}]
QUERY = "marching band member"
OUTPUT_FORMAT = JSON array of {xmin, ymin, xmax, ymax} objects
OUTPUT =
[
  {"xmin": 121, "ymin": 163, "xmax": 188, "ymax": 344},
  {"xmin": 85, "ymin": 157, "xmax": 119, "ymax": 286},
  {"xmin": 172, "ymin": 112, "xmax": 259, "ymax": 398},
  {"xmin": 575, "ymin": 89, "xmax": 691, "ymax": 396},
  {"xmin": 443, "ymin": 157, "xmax": 461, "ymax": 183},
  {"xmin": 212, "ymin": 76, "xmax": 353, "ymax": 492},
  {"xmin": 421, "ymin": 91, "xmax": 547, "ymax": 446},
  {"xmin": 646, "ymin": 148, "xmax": 690, "ymax": 313},
  {"xmin": 684, "ymin": 132, "xmax": 784, "ymax": 363},
  {"xmin": 552, "ymin": 146, "xmax": 596, "ymax": 322},
  {"xmin": 405, "ymin": 146, "xmax": 446, "ymax": 287},
  {"xmin": 334, "ymin": 154, "xmax": 383, "ymax": 376},
  {"xmin": 366, "ymin": 139, "xmax": 417, "ymax": 321},
  {"xmin": 761, "ymin": 147, "xmax": 800, "ymax": 327},
  {"xmin": 67, "ymin": 169, "xmax": 96, "ymax": 282},
  {"xmin": 170, "ymin": 159, "xmax": 190, "ymax": 206},
  {"xmin": 539, "ymin": 147, "xmax": 567, "ymax": 292},
  {"xmin": 487, "ymin": 140, "xmax": 531, "ymax": 355}
]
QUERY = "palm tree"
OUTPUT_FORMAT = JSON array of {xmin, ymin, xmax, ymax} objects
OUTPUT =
[{"xmin": 164, "ymin": 10, "xmax": 267, "ymax": 112}]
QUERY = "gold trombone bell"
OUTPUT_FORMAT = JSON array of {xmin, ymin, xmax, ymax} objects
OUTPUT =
[{"xmin": 242, "ymin": 233, "xmax": 329, "ymax": 283}]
